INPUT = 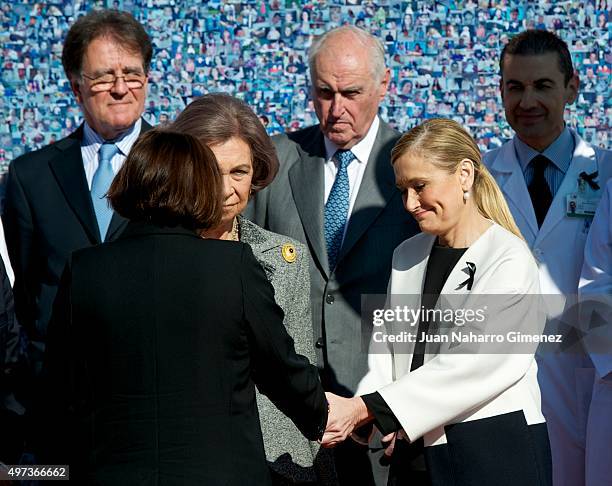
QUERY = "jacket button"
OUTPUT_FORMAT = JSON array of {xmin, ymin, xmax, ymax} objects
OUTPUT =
[
  {"xmin": 326, "ymin": 293, "xmax": 335, "ymax": 304},
  {"xmin": 315, "ymin": 338, "xmax": 325, "ymax": 349}
]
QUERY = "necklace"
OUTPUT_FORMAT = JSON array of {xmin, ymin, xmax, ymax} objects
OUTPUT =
[
  {"xmin": 200, "ymin": 218, "xmax": 240, "ymax": 241},
  {"xmin": 228, "ymin": 217, "xmax": 240, "ymax": 241}
]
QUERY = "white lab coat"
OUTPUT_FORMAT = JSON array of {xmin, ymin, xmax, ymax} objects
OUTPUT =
[
  {"xmin": 579, "ymin": 179, "xmax": 612, "ymax": 486},
  {"xmin": 484, "ymin": 129, "xmax": 612, "ymax": 486},
  {"xmin": 358, "ymin": 223, "xmax": 545, "ymax": 448}
]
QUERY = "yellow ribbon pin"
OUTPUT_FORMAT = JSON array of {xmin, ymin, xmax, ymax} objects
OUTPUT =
[{"xmin": 281, "ymin": 243, "xmax": 297, "ymax": 263}]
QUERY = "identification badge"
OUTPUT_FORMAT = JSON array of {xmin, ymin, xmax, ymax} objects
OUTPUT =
[{"xmin": 565, "ymin": 171, "xmax": 601, "ymax": 218}]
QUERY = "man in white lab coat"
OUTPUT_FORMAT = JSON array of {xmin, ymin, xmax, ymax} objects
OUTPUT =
[{"xmin": 483, "ymin": 29, "xmax": 612, "ymax": 486}]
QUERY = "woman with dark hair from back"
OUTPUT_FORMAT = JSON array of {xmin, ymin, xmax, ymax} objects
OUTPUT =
[{"xmin": 41, "ymin": 129, "xmax": 328, "ymax": 485}]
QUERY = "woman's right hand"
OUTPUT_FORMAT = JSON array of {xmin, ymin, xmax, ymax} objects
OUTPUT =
[{"xmin": 320, "ymin": 393, "xmax": 372, "ymax": 448}]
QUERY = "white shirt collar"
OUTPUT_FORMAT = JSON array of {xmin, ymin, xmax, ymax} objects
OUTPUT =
[
  {"xmin": 324, "ymin": 116, "xmax": 380, "ymax": 164},
  {"xmin": 82, "ymin": 118, "xmax": 142, "ymax": 157},
  {"xmin": 513, "ymin": 125, "xmax": 574, "ymax": 175}
]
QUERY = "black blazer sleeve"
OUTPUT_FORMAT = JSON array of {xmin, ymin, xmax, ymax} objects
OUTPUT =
[
  {"xmin": 36, "ymin": 261, "xmax": 79, "ymax": 467},
  {"xmin": 43, "ymin": 261, "xmax": 73, "ymax": 405},
  {"xmin": 240, "ymin": 244, "xmax": 327, "ymax": 441},
  {"xmin": 0, "ymin": 256, "xmax": 19, "ymax": 381}
]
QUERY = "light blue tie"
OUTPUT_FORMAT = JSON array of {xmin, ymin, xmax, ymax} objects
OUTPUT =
[
  {"xmin": 324, "ymin": 149, "xmax": 355, "ymax": 269},
  {"xmin": 91, "ymin": 143, "xmax": 119, "ymax": 240}
]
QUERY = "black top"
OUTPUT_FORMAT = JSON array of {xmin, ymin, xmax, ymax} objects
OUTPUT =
[{"xmin": 362, "ymin": 244, "xmax": 468, "ymax": 436}]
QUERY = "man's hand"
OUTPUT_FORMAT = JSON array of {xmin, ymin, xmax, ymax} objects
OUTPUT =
[{"xmin": 320, "ymin": 392, "xmax": 372, "ymax": 448}]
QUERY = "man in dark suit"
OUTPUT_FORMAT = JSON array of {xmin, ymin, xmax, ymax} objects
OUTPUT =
[
  {"xmin": 2, "ymin": 9, "xmax": 152, "ymax": 377},
  {"xmin": 247, "ymin": 26, "xmax": 419, "ymax": 485}
]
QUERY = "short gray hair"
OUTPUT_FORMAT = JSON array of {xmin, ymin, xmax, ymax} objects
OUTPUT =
[{"xmin": 308, "ymin": 26, "xmax": 386, "ymax": 82}]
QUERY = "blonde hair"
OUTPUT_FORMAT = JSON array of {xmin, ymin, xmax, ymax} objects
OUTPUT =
[{"xmin": 391, "ymin": 118, "xmax": 523, "ymax": 240}]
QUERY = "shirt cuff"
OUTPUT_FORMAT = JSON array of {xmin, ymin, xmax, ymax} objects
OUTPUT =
[
  {"xmin": 361, "ymin": 392, "xmax": 402, "ymax": 436},
  {"xmin": 316, "ymin": 397, "xmax": 329, "ymax": 441}
]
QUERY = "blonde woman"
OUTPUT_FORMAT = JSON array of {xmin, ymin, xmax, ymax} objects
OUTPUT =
[{"xmin": 322, "ymin": 119, "xmax": 552, "ymax": 486}]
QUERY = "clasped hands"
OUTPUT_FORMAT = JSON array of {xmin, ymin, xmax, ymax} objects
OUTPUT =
[{"xmin": 320, "ymin": 392, "xmax": 396, "ymax": 456}]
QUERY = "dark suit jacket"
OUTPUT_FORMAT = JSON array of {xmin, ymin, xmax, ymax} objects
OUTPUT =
[
  {"xmin": 0, "ymin": 255, "xmax": 23, "ymax": 464},
  {"xmin": 2, "ymin": 120, "xmax": 151, "ymax": 353},
  {"xmin": 0, "ymin": 256, "xmax": 18, "ymax": 376},
  {"xmin": 42, "ymin": 221, "xmax": 327, "ymax": 486},
  {"xmin": 247, "ymin": 121, "xmax": 419, "ymax": 396}
]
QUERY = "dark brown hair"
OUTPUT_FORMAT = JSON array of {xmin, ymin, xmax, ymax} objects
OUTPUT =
[
  {"xmin": 171, "ymin": 93, "xmax": 278, "ymax": 193},
  {"xmin": 108, "ymin": 129, "xmax": 222, "ymax": 230},
  {"xmin": 500, "ymin": 30, "xmax": 574, "ymax": 85},
  {"xmin": 62, "ymin": 9, "xmax": 153, "ymax": 79}
]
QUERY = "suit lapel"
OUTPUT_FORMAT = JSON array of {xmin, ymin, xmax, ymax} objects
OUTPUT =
[
  {"xmin": 48, "ymin": 128, "xmax": 101, "ymax": 244},
  {"xmin": 490, "ymin": 142, "xmax": 538, "ymax": 245},
  {"xmin": 238, "ymin": 217, "xmax": 278, "ymax": 278},
  {"xmin": 338, "ymin": 124, "xmax": 399, "ymax": 264},
  {"xmin": 238, "ymin": 216, "xmax": 277, "ymax": 254},
  {"xmin": 390, "ymin": 235, "xmax": 433, "ymax": 295},
  {"xmin": 439, "ymin": 225, "xmax": 496, "ymax": 296},
  {"xmin": 389, "ymin": 234, "xmax": 433, "ymax": 375},
  {"xmin": 105, "ymin": 213, "xmax": 128, "ymax": 242},
  {"xmin": 48, "ymin": 119, "xmax": 153, "ymax": 244},
  {"xmin": 288, "ymin": 133, "xmax": 329, "ymax": 276}
]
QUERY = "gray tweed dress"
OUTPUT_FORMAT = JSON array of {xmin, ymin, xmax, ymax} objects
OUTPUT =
[{"xmin": 239, "ymin": 217, "xmax": 337, "ymax": 485}]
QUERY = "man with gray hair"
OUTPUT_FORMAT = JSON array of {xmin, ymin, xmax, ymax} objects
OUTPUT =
[{"xmin": 247, "ymin": 26, "xmax": 419, "ymax": 485}]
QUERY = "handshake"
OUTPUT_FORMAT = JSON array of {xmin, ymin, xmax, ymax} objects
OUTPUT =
[{"xmin": 319, "ymin": 392, "xmax": 397, "ymax": 457}]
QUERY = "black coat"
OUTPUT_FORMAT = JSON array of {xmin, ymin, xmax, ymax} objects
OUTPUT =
[
  {"xmin": 0, "ymin": 255, "xmax": 22, "ymax": 464},
  {"xmin": 42, "ymin": 222, "xmax": 327, "ymax": 486}
]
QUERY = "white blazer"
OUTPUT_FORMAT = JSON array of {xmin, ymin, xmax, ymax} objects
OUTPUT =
[
  {"xmin": 357, "ymin": 223, "xmax": 545, "ymax": 448},
  {"xmin": 484, "ymin": 130, "xmax": 612, "ymax": 486}
]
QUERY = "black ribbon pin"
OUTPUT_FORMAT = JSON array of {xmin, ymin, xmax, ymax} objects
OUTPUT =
[
  {"xmin": 579, "ymin": 171, "xmax": 600, "ymax": 190},
  {"xmin": 456, "ymin": 262, "xmax": 476, "ymax": 291}
]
